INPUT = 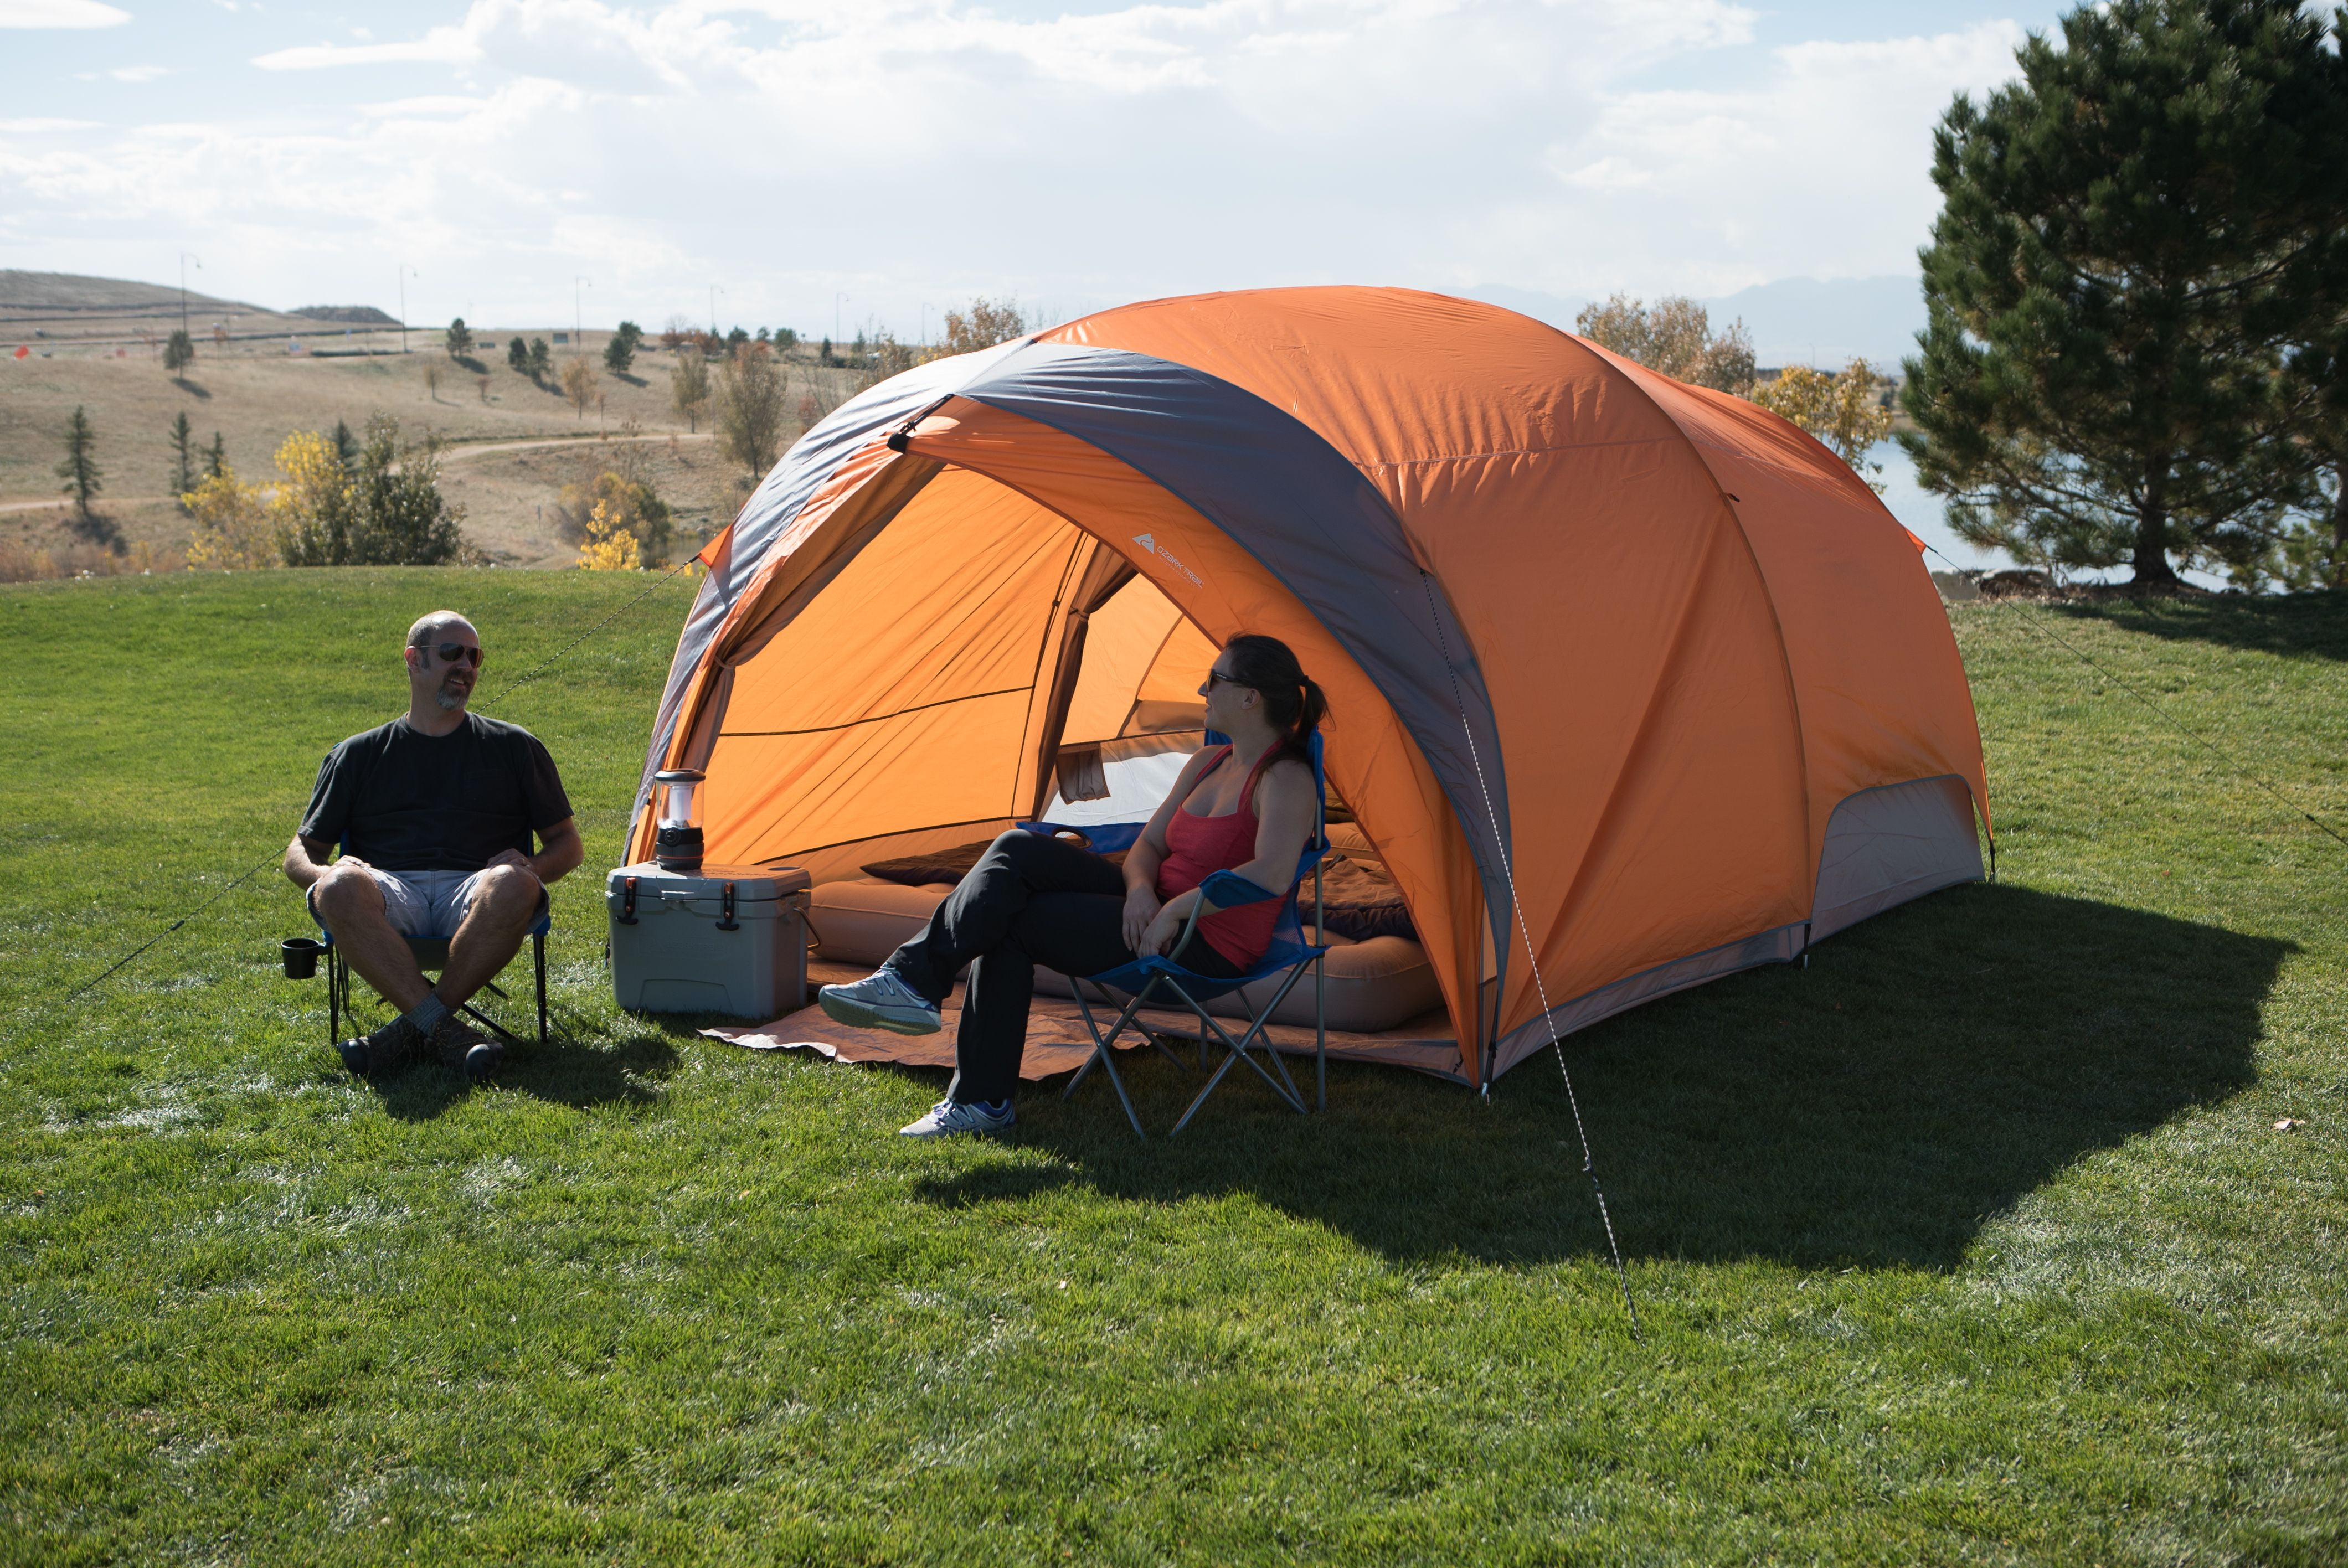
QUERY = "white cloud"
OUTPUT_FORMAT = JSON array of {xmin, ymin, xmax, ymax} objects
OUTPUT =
[
  {"xmin": 2, "ymin": 0, "xmax": 2033, "ymax": 328},
  {"xmin": 252, "ymin": 32, "xmax": 477, "ymax": 69},
  {"xmin": 1529, "ymin": 22, "xmax": 2028, "ymax": 292},
  {"xmin": 109, "ymin": 63, "xmax": 167, "ymax": 81},
  {"xmin": 0, "ymin": 0, "xmax": 128, "ymax": 26}
]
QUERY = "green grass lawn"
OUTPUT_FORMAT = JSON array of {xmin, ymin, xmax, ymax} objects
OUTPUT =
[{"xmin": 3, "ymin": 570, "xmax": 2344, "ymax": 1565}]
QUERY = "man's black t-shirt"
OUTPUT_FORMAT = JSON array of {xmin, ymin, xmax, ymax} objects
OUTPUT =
[{"xmin": 300, "ymin": 714, "xmax": 571, "ymax": 873}]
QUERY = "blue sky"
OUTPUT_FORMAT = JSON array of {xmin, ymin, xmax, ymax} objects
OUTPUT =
[{"xmin": 2, "ymin": 2, "xmax": 2069, "ymax": 337}]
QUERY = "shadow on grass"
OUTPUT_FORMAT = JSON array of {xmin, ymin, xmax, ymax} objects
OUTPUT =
[
  {"xmin": 363, "ymin": 1017, "xmax": 680, "ymax": 1121},
  {"xmin": 921, "ymin": 883, "xmax": 2289, "ymax": 1272},
  {"xmin": 2053, "ymin": 590, "xmax": 2348, "ymax": 663},
  {"xmin": 171, "ymin": 377, "xmax": 212, "ymax": 400}
]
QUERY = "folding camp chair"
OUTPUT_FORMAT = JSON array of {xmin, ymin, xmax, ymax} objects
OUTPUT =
[
  {"xmin": 1046, "ymin": 730, "xmax": 1331, "ymax": 1139},
  {"xmin": 322, "ymin": 918, "xmax": 550, "ymax": 1053},
  {"xmin": 315, "ymin": 859, "xmax": 552, "ymax": 1053}
]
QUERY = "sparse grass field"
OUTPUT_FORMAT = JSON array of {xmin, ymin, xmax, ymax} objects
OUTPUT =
[
  {"xmin": 1, "ymin": 341, "xmax": 856, "ymax": 564},
  {"xmin": 2, "ymin": 571, "xmax": 2344, "ymax": 1564}
]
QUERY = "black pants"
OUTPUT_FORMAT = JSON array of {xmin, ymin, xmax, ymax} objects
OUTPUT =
[{"xmin": 888, "ymin": 830, "xmax": 1244, "ymax": 1106}]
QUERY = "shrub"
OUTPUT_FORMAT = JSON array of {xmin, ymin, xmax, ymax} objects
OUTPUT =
[
  {"xmin": 1751, "ymin": 361, "xmax": 1894, "ymax": 490},
  {"xmin": 275, "ymin": 417, "xmax": 468, "ymax": 567},
  {"xmin": 557, "ymin": 470, "xmax": 673, "ymax": 566},
  {"xmin": 576, "ymin": 499, "xmax": 643, "ymax": 570},
  {"xmin": 182, "ymin": 466, "xmax": 278, "ymax": 570}
]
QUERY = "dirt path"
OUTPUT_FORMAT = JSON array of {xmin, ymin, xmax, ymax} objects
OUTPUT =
[
  {"xmin": 0, "ymin": 496, "xmax": 167, "ymax": 514},
  {"xmin": 437, "ymin": 431, "xmax": 714, "ymax": 463},
  {"xmin": 1, "ymin": 432, "xmax": 717, "ymax": 513}
]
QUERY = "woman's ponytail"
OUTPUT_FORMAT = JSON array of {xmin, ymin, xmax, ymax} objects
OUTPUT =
[{"xmin": 1222, "ymin": 633, "xmax": 1326, "ymax": 767}]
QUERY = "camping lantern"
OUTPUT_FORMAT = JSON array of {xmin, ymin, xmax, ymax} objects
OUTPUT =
[{"xmin": 653, "ymin": 768, "xmax": 706, "ymax": 871}]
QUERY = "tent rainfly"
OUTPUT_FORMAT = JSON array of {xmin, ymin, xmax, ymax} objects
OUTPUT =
[{"xmin": 631, "ymin": 287, "xmax": 1991, "ymax": 1085}]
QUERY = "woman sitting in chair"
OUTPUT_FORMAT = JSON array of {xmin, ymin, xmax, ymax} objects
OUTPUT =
[{"xmin": 819, "ymin": 633, "xmax": 1327, "ymax": 1138}]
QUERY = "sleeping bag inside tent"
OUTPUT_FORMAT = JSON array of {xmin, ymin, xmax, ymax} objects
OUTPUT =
[{"xmin": 630, "ymin": 286, "xmax": 1991, "ymax": 1086}]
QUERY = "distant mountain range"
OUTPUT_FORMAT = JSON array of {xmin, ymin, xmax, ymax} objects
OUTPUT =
[{"xmin": 1470, "ymin": 276, "xmax": 1928, "ymax": 369}]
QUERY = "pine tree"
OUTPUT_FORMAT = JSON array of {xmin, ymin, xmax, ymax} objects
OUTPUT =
[
  {"xmin": 445, "ymin": 316, "xmax": 473, "ymax": 359},
  {"xmin": 204, "ymin": 431, "xmax": 227, "ymax": 480},
  {"xmin": 604, "ymin": 319, "xmax": 642, "ymax": 375},
  {"xmin": 169, "ymin": 411, "xmax": 196, "ymax": 507},
  {"xmin": 1902, "ymin": 0, "xmax": 2348, "ymax": 586},
  {"xmin": 332, "ymin": 419, "xmax": 359, "ymax": 474},
  {"xmin": 163, "ymin": 328, "xmax": 195, "ymax": 376},
  {"xmin": 528, "ymin": 337, "xmax": 552, "ymax": 381},
  {"xmin": 56, "ymin": 405, "xmax": 102, "ymax": 526},
  {"xmin": 508, "ymin": 336, "xmax": 531, "ymax": 375}
]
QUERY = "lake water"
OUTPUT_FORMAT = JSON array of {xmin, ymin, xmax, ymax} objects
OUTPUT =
[
  {"xmin": 1863, "ymin": 439, "xmax": 2232, "ymax": 589},
  {"xmin": 1866, "ymin": 439, "xmax": 2005, "ymax": 574}
]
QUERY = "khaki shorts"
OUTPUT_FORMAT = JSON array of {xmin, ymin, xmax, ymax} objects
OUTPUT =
[{"xmin": 310, "ymin": 865, "xmax": 545, "ymax": 938}]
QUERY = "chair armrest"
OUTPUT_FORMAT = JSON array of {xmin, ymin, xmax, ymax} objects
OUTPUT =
[
  {"xmin": 1197, "ymin": 869, "xmax": 1278, "ymax": 909},
  {"xmin": 1018, "ymin": 821, "xmax": 1146, "ymax": 855}
]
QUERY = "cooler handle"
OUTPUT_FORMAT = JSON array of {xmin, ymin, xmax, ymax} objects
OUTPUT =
[
  {"xmin": 617, "ymin": 876, "xmax": 639, "ymax": 925},
  {"xmin": 717, "ymin": 880, "xmax": 739, "ymax": 931}
]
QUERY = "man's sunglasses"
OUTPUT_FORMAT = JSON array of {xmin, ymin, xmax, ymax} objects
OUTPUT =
[{"xmin": 420, "ymin": 642, "xmax": 482, "ymax": 667}]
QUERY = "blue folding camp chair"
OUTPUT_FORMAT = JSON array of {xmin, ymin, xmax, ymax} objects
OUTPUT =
[
  {"xmin": 316, "ymin": 848, "xmax": 551, "ymax": 1053},
  {"xmin": 1038, "ymin": 730, "xmax": 1331, "ymax": 1139}
]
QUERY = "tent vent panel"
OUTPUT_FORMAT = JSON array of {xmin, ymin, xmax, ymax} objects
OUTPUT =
[{"xmin": 1808, "ymin": 775, "xmax": 1983, "ymax": 944}]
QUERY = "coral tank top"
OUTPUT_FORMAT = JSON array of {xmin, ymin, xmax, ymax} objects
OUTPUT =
[{"xmin": 1156, "ymin": 745, "xmax": 1285, "ymax": 968}]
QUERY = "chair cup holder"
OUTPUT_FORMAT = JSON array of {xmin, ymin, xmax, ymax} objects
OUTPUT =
[{"xmin": 281, "ymin": 937, "xmax": 325, "ymax": 979}]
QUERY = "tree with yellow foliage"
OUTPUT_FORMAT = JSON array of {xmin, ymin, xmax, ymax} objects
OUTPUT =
[
  {"xmin": 558, "ymin": 469, "xmax": 672, "ymax": 565},
  {"xmin": 1750, "ymin": 360, "xmax": 1895, "ymax": 491},
  {"xmin": 562, "ymin": 357, "xmax": 600, "ymax": 416},
  {"xmin": 577, "ymin": 498, "xmax": 642, "ymax": 570},
  {"xmin": 182, "ymin": 466, "xmax": 278, "ymax": 570},
  {"xmin": 274, "ymin": 418, "xmax": 467, "ymax": 566},
  {"xmin": 271, "ymin": 429, "xmax": 356, "ymax": 563}
]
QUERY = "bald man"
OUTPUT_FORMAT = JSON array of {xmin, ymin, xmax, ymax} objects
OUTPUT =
[{"xmin": 285, "ymin": 610, "xmax": 582, "ymax": 1081}]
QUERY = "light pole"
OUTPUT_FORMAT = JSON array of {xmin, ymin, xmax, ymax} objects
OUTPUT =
[
  {"xmin": 178, "ymin": 253, "xmax": 200, "ymax": 339},
  {"xmin": 397, "ymin": 263, "xmax": 419, "ymax": 354},
  {"xmin": 575, "ymin": 276, "xmax": 591, "ymax": 358}
]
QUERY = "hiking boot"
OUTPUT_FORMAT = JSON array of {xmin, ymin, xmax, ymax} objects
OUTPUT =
[
  {"xmin": 337, "ymin": 1014, "xmax": 424, "ymax": 1077},
  {"xmin": 898, "ymin": 1097, "xmax": 1016, "ymax": 1138},
  {"xmin": 818, "ymin": 967, "xmax": 942, "ymax": 1036},
  {"xmin": 430, "ymin": 1015, "xmax": 501, "ymax": 1083}
]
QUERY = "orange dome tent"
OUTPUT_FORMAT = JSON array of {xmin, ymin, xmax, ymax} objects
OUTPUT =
[{"xmin": 631, "ymin": 287, "xmax": 1990, "ymax": 1085}]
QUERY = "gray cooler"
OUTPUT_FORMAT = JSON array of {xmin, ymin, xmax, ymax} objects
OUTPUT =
[{"xmin": 605, "ymin": 862, "xmax": 811, "ymax": 1017}]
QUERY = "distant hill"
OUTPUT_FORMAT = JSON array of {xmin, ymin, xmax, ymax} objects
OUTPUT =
[
  {"xmin": 292, "ymin": 304, "xmax": 400, "ymax": 326},
  {"xmin": 0, "ymin": 270, "xmax": 396, "ymax": 334},
  {"xmin": 1469, "ymin": 276, "xmax": 1928, "ymax": 368},
  {"xmin": 0, "ymin": 269, "xmax": 255, "ymax": 314}
]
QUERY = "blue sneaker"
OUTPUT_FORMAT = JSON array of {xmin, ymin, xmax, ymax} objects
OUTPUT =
[
  {"xmin": 818, "ymin": 967, "xmax": 941, "ymax": 1036},
  {"xmin": 899, "ymin": 1097, "xmax": 1016, "ymax": 1138}
]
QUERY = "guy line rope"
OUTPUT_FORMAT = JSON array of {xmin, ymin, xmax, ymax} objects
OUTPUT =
[
  {"xmin": 1420, "ymin": 571, "xmax": 1644, "ymax": 1343},
  {"xmin": 1923, "ymin": 542, "xmax": 2348, "ymax": 854},
  {"xmin": 26, "ymin": 558, "xmax": 703, "ymax": 1030}
]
